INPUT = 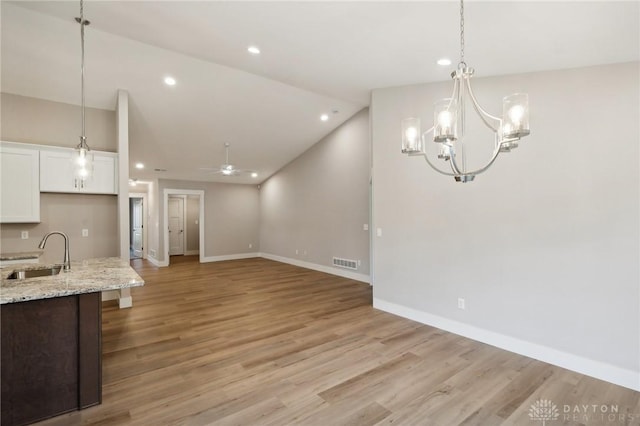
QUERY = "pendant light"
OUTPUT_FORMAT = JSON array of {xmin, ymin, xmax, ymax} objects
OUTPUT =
[
  {"xmin": 73, "ymin": 0, "xmax": 93, "ymax": 182},
  {"xmin": 401, "ymin": 0, "xmax": 530, "ymax": 182}
]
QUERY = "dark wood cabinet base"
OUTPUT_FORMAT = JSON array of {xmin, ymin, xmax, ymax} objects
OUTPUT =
[{"xmin": 1, "ymin": 292, "xmax": 102, "ymax": 426}]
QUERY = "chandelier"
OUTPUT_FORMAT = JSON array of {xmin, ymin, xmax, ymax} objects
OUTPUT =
[
  {"xmin": 401, "ymin": 0, "xmax": 530, "ymax": 182},
  {"xmin": 73, "ymin": 0, "xmax": 93, "ymax": 182}
]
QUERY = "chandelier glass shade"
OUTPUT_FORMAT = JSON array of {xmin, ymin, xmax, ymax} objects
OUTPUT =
[
  {"xmin": 401, "ymin": 0, "xmax": 530, "ymax": 182},
  {"xmin": 73, "ymin": 0, "xmax": 93, "ymax": 182}
]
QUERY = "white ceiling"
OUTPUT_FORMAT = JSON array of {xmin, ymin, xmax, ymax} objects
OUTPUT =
[{"xmin": 2, "ymin": 1, "xmax": 639, "ymax": 184}]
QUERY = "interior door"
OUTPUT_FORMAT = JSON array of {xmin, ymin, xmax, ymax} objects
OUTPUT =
[
  {"xmin": 131, "ymin": 198, "xmax": 143, "ymax": 258},
  {"xmin": 168, "ymin": 197, "xmax": 184, "ymax": 255}
]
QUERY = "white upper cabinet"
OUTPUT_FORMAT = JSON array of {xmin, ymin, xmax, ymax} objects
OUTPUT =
[
  {"xmin": 0, "ymin": 142, "xmax": 41, "ymax": 223},
  {"xmin": 40, "ymin": 147, "xmax": 118, "ymax": 194}
]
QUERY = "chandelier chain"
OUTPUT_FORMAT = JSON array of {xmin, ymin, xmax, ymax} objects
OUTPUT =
[{"xmin": 459, "ymin": 0, "xmax": 465, "ymax": 67}]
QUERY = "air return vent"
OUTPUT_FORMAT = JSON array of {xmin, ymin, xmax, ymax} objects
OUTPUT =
[{"xmin": 333, "ymin": 257, "xmax": 358, "ymax": 270}]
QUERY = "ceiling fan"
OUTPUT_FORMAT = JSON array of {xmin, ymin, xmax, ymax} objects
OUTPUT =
[{"xmin": 199, "ymin": 143, "xmax": 254, "ymax": 177}]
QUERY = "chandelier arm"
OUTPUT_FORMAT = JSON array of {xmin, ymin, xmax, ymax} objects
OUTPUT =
[
  {"xmin": 447, "ymin": 145, "xmax": 465, "ymax": 175},
  {"xmin": 415, "ymin": 130, "xmax": 458, "ymax": 177},
  {"xmin": 449, "ymin": 79, "xmax": 459, "ymax": 107},
  {"xmin": 420, "ymin": 153, "xmax": 458, "ymax": 177},
  {"xmin": 459, "ymin": 147, "xmax": 502, "ymax": 177},
  {"xmin": 464, "ymin": 78, "xmax": 501, "ymax": 132}
]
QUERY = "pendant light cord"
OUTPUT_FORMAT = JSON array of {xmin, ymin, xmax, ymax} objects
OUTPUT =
[
  {"xmin": 459, "ymin": 0, "xmax": 466, "ymax": 68},
  {"xmin": 80, "ymin": 0, "xmax": 86, "ymax": 141},
  {"xmin": 76, "ymin": 0, "xmax": 90, "ymax": 149}
]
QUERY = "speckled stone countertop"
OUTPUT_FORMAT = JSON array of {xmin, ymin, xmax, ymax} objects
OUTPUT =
[
  {"xmin": 0, "ymin": 257, "xmax": 144, "ymax": 304},
  {"xmin": 0, "ymin": 251, "xmax": 43, "ymax": 261}
]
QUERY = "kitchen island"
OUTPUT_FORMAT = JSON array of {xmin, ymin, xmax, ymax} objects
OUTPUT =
[{"xmin": 0, "ymin": 258, "xmax": 144, "ymax": 426}]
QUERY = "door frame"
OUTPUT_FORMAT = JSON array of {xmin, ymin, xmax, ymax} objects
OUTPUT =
[
  {"xmin": 163, "ymin": 189, "xmax": 205, "ymax": 265},
  {"xmin": 129, "ymin": 192, "xmax": 147, "ymax": 259}
]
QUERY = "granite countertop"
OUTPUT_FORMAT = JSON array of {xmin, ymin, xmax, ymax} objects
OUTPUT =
[
  {"xmin": 0, "ymin": 251, "xmax": 43, "ymax": 261},
  {"xmin": 0, "ymin": 257, "xmax": 144, "ymax": 304}
]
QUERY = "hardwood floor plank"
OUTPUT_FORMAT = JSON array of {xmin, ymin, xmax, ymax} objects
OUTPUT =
[{"xmin": 31, "ymin": 256, "xmax": 639, "ymax": 426}]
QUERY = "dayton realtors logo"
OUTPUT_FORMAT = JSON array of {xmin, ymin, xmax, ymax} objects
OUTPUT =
[
  {"xmin": 530, "ymin": 399, "xmax": 637, "ymax": 424},
  {"xmin": 529, "ymin": 399, "xmax": 560, "ymax": 425}
]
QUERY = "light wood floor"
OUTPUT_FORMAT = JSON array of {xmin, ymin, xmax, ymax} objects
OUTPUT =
[{"xmin": 36, "ymin": 255, "xmax": 639, "ymax": 426}]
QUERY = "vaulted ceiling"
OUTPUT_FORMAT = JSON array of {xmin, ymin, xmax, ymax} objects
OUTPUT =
[{"xmin": 2, "ymin": 1, "xmax": 638, "ymax": 183}]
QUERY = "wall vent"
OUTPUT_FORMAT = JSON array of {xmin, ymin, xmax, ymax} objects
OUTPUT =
[{"xmin": 333, "ymin": 257, "xmax": 358, "ymax": 270}]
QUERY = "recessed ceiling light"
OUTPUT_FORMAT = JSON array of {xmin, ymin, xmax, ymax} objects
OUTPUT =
[
  {"xmin": 251, "ymin": 172, "xmax": 258, "ymax": 178},
  {"xmin": 247, "ymin": 46, "xmax": 261, "ymax": 55},
  {"xmin": 437, "ymin": 58, "xmax": 452, "ymax": 66},
  {"xmin": 320, "ymin": 114, "xmax": 329, "ymax": 122},
  {"xmin": 164, "ymin": 76, "xmax": 176, "ymax": 86},
  {"xmin": 135, "ymin": 162, "xmax": 144, "ymax": 169}
]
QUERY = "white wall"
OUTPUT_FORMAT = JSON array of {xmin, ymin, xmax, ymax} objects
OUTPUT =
[
  {"xmin": 260, "ymin": 108, "xmax": 370, "ymax": 280},
  {"xmin": 371, "ymin": 62, "xmax": 639, "ymax": 390},
  {"xmin": 148, "ymin": 179, "xmax": 260, "ymax": 263},
  {"xmin": 186, "ymin": 195, "xmax": 200, "ymax": 253},
  {"xmin": 1, "ymin": 93, "xmax": 116, "ymax": 151},
  {"xmin": 1, "ymin": 193, "xmax": 118, "ymax": 263}
]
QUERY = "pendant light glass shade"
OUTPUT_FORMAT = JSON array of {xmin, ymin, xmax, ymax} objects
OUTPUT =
[
  {"xmin": 401, "ymin": 118, "xmax": 422, "ymax": 153},
  {"xmin": 73, "ymin": 138, "xmax": 93, "ymax": 180},
  {"xmin": 502, "ymin": 93, "xmax": 530, "ymax": 139},
  {"xmin": 433, "ymin": 98, "xmax": 457, "ymax": 142}
]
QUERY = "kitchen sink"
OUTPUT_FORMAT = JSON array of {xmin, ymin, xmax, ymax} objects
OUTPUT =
[{"xmin": 6, "ymin": 266, "xmax": 63, "ymax": 280}]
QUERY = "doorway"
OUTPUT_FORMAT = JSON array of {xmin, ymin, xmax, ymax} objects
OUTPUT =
[
  {"xmin": 163, "ymin": 189, "xmax": 205, "ymax": 266},
  {"xmin": 129, "ymin": 192, "xmax": 147, "ymax": 260}
]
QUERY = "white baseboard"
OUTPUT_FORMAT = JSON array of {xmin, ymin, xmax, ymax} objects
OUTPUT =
[
  {"xmin": 373, "ymin": 298, "xmax": 640, "ymax": 392},
  {"xmin": 201, "ymin": 252, "xmax": 260, "ymax": 263},
  {"xmin": 261, "ymin": 252, "xmax": 370, "ymax": 284},
  {"xmin": 147, "ymin": 254, "xmax": 168, "ymax": 267},
  {"xmin": 184, "ymin": 250, "xmax": 200, "ymax": 256}
]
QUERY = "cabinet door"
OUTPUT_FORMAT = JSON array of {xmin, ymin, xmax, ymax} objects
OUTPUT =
[
  {"xmin": 84, "ymin": 154, "xmax": 117, "ymax": 194},
  {"xmin": 0, "ymin": 144, "xmax": 40, "ymax": 223},
  {"xmin": 40, "ymin": 149, "xmax": 77, "ymax": 193},
  {"xmin": 40, "ymin": 149, "xmax": 118, "ymax": 195}
]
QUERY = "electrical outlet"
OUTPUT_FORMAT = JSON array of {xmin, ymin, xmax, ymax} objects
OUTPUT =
[
  {"xmin": 376, "ymin": 228, "xmax": 382, "ymax": 237},
  {"xmin": 295, "ymin": 249, "xmax": 299, "ymax": 255},
  {"xmin": 249, "ymin": 243, "xmax": 253, "ymax": 249},
  {"xmin": 82, "ymin": 229, "xmax": 89, "ymax": 237},
  {"xmin": 457, "ymin": 298, "xmax": 466, "ymax": 310},
  {"xmin": 302, "ymin": 250, "xmax": 307, "ymax": 256},
  {"xmin": 363, "ymin": 224, "xmax": 369, "ymax": 231},
  {"xmin": 21, "ymin": 231, "xmax": 29, "ymax": 240}
]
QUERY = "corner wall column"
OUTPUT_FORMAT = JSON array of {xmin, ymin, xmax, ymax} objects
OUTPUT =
[{"xmin": 116, "ymin": 89, "xmax": 132, "ymax": 308}]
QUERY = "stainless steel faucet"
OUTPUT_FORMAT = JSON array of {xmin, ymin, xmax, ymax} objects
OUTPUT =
[{"xmin": 38, "ymin": 231, "xmax": 71, "ymax": 271}]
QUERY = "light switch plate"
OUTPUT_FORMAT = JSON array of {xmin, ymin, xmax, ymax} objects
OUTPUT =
[
  {"xmin": 82, "ymin": 229, "xmax": 89, "ymax": 237},
  {"xmin": 376, "ymin": 228, "xmax": 382, "ymax": 237},
  {"xmin": 21, "ymin": 231, "xmax": 29, "ymax": 240}
]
